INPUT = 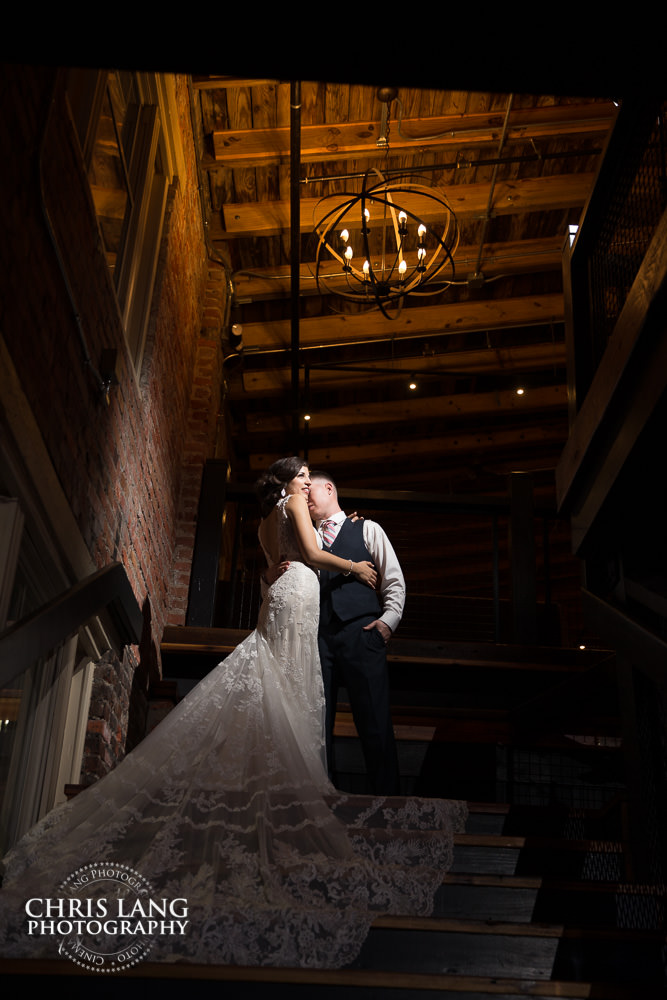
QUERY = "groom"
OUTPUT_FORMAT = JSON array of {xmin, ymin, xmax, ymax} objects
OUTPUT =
[{"xmin": 306, "ymin": 470, "xmax": 405, "ymax": 796}]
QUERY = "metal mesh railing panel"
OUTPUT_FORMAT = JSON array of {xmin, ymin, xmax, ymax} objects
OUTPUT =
[
  {"xmin": 588, "ymin": 102, "xmax": 667, "ymax": 356},
  {"xmin": 633, "ymin": 667, "xmax": 667, "ymax": 885}
]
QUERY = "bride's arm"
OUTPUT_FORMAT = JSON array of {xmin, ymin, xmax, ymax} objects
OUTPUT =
[{"xmin": 286, "ymin": 495, "xmax": 377, "ymax": 588}]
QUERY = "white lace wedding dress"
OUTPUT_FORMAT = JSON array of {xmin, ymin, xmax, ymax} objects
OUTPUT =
[{"xmin": 0, "ymin": 498, "xmax": 467, "ymax": 968}]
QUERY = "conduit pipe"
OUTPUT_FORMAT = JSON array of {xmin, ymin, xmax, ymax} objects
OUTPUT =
[
  {"xmin": 473, "ymin": 94, "xmax": 514, "ymax": 278},
  {"xmin": 290, "ymin": 81, "xmax": 302, "ymax": 447}
]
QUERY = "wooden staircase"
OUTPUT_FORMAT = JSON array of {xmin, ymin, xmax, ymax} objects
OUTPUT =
[
  {"xmin": 151, "ymin": 626, "xmax": 667, "ymax": 996},
  {"xmin": 354, "ymin": 802, "xmax": 666, "ymax": 990},
  {"xmin": 3, "ymin": 627, "xmax": 664, "ymax": 996}
]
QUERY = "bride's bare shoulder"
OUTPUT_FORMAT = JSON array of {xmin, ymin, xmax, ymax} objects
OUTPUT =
[{"xmin": 283, "ymin": 493, "xmax": 308, "ymax": 514}]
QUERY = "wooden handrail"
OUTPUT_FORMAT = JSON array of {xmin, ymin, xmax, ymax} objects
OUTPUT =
[
  {"xmin": 581, "ymin": 589, "xmax": 667, "ymax": 689},
  {"xmin": 0, "ymin": 561, "xmax": 142, "ymax": 687}
]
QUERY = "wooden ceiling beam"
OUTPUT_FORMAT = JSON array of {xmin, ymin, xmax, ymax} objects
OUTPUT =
[
  {"xmin": 245, "ymin": 384, "xmax": 567, "ymax": 434},
  {"xmin": 236, "ymin": 341, "xmax": 567, "ymax": 396},
  {"xmin": 212, "ymin": 104, "xmax": 615, "ymax": 167},
  {"xmin": 241, "ymin": 293, "xmax": 564, "ymax": 352},
  {"xmin": 217, "ymin": 173, "xmax": 595, "ymax": 238},
  {"xmin": 291, "ymin": 455, "xmax": 569, "ymax": 503},
  {"xmin": 192, "ymin": 77, "xmax": 278, "ymax": 90},
  {"xmin": 246, "ymin": 419, "xmax": 568, "ymax": 471},
  {"xmin": 231, "ymin": 236, "xmax": 565, "ymax": 302}
]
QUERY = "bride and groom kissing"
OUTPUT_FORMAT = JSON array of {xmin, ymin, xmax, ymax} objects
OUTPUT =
[{"xmin": 261, "ymin": 462, "xmax": 405, "ymax": 797}]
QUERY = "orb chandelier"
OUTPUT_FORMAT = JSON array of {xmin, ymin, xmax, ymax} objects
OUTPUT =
[{"xmin": 312, "ymin": 167, "xmax": 459, "ymax": 319}]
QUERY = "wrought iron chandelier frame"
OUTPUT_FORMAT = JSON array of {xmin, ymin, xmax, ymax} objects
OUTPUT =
[{"xmin": 313, "ymin": 168, "xmax": 460, "ymax": 319}]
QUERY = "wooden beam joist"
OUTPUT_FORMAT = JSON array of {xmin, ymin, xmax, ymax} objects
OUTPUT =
[
  {"xmin": 232, "ymin": 237, "xmax": 566, "ymax": 302},
  {"xmin": 218, "ymin": 174, "xmax": 595, "ymax": 239},
  {"xmin": 247, "ymin": 420, "xmax": 568, "ymax": 471},
  {"xmin": 192, "ymin": 77, "xmax": 278, "ymax": 90},
  {"xmin": 235, "ymin": 341, "xmax": 567, "ymax": 397},
  {"xmin": 241, "ymin": 293, "xmax": 564, "ymax": 353},
  {"xmin": 212, "ymin": 104, "xmax": 615, "ymax": 168},
  {"xmin": 245, "ymin": 385, "xmax": 568, "ymax": 435}
]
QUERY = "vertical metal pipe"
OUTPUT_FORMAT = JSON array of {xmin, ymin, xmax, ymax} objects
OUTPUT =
[
  {"xmin": 492, "ymin": 512, "xmax": 500, "ymax": 641},
  {"xmin": 542, "ymin": 515, "xmax": 552, "ymax": 613},
  {"xmin": 290, "ymin": 81, "xmax": 302, "ymax": 448},
  {"xmin": 303, "ymin": 365, "xmax": 310, "ymax": 463},
  {"xmin": 474, "ymin": 94, "xmax": 514, "ymax": 277}
]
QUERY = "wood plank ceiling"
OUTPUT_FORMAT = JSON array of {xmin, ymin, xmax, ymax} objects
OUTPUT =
[{"xmin": 190, "ymin": 76, "xmax": 617, "ymax": 632}]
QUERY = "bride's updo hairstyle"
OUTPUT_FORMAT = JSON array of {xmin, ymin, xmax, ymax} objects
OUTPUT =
[{"xmin": 255, "ymin": 456, "xmax": 308, "ymax": 517}]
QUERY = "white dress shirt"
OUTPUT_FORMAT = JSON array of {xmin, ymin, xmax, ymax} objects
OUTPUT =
[{"xmin": 317, "ymin": 511, "xmax": 406, "ymax": 634}]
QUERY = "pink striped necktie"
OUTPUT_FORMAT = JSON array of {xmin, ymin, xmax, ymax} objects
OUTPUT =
[{"xmin": 321, "ymin": 519, "xmax": 336, "ymax": 547}]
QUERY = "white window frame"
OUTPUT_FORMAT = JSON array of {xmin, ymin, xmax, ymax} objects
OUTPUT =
[
  {"xmin": 0, "ymin": 341, "xmax": 114, "ymax": 852},
  {"xmin": 0, "ymin": 505, "xmax": 94, "ymax": 852}
]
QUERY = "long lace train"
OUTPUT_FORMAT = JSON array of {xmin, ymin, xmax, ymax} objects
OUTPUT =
[{"xmin": 0, "ymin": 537, "xmax": 467, "ymax": 968}]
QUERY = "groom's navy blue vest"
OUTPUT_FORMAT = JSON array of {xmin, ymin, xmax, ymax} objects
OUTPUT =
[{"xmin": 319, "ymin": 518, "xmax": 381, "ymax": 625}]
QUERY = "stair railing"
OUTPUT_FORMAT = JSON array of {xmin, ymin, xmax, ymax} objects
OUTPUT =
[{"xmin": 0, "ymin": 561, "xmax": 143, "ymax": 689}]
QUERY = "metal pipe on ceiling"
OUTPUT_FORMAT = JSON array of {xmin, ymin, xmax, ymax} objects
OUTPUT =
[
  {"xmin": 299, "ymin": 147, "xmax": 600, "ymax": 186},
  {"xmin": 473, "ymin": 94, "xmax": 514, "ymax": 278},
  {"xmin": 290, "ymin": 80, "xmax": 302, "ymax": 448}
]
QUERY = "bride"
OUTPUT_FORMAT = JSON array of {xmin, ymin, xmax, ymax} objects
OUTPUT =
[{"xmin": 0, "ymin": 456, "xmax": 466, "ymax": 969}]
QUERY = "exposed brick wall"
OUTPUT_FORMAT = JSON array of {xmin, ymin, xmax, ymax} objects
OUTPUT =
[
  {"xmin": 81, "ymin": 648, "xmax": 137, "ymax": 783},
  {"xmin": 0, "ymin": 66, "xmax": 215, "ymax": 776}
]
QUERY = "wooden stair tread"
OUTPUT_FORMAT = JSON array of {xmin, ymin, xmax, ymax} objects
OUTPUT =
[
  {"xmin": 388, "ymin": 649, "xmax": 600, "ymax": 672},
  {"xmin": 373, "ymin": 915, "xmax": 562, "ymax": 936},
  {"xmin": 150, "ymin": 629, "xmax": 666, "ymax": 991},
  {"xmin": 161, "ymin": 628, "xmax": 251, "ymax": 656},
  {"xmin": 333, "ymin": 711, "xmax": 621, "ymax": 746},
  {"xmin": 442, "ymin": 871, "xmax": 666, "ymax": 894},
  {"xmin": 468, "ymin": 801, "xmax": 515, "ymax": 814},
  {"xmin": 370, "ymin": 914, "xmax": 665, "ymax": 940},
  {"xmin": 454, "ymin": 833, "xmax": 624, "ymax": 851},
  {"xmin": 466, "ymin": 800, "xmax": 625, "ymax": 820},
  {"xmin": 445, "ymin": 872, "xmax": 543, "ymax": 888},
  {"xmin": 160, "ymin": 627, "xmax": 613, "ymax": 671},
  {"xmin": 2, "ymin": 958, "xmax": 663, "ymax": 997}
]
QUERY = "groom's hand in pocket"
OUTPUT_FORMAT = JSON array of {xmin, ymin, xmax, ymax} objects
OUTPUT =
[{"xmin": 362, "ymin": 619, "xmax": 391, "ymax": 644}]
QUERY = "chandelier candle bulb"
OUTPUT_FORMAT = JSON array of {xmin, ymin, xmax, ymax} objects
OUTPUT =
[
  {"xmin": 313, "ymin": 166, "xmax": 459, "ymax": 318},
  {"xmin": 362, "ymin": 208, "xmax": 370, "ymax": 235}
]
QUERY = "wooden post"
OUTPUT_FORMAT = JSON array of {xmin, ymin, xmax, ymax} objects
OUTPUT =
[
  {"xmin": 186, "ymin": 460, "xmax": 228, "ymax": 628},
  {"xmin": 582, "ymin": 589, "xmax": 667, "ymax": 883},
  {"xmin": 509, "ymin": 471, "xmax": 538, "ymax": 645},
  {"xmin": 290, "ymin": 80, "xmax": 301, "ymax": 448}
]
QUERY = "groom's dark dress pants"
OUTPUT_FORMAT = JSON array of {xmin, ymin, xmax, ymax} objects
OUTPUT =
[{"xmin": 318, "ymin": 519, "xmax": 401, "ymax": 795}]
